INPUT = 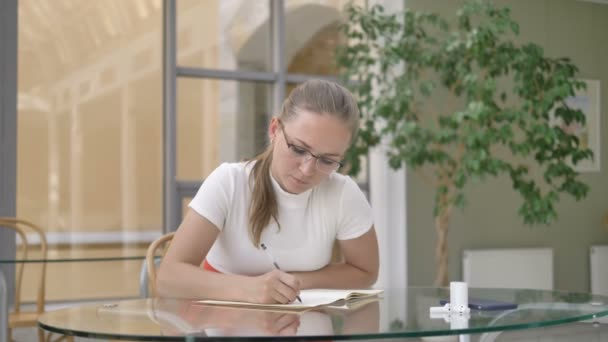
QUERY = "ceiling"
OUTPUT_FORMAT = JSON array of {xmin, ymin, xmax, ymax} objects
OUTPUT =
[{"xmin": 18, "ymin": 0, "xmax": 162, "ymax": 89}]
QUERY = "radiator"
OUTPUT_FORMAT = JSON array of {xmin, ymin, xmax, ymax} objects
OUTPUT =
[
  {"xmin": 590, "ymin": 245, "xmax": 608, "ymax": 295},
  {"xmin": 463, "ymin": 248, "xmax": 554, "ymax": 290}
]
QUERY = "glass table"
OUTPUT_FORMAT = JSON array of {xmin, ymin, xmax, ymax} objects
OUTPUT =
[
  {"xmin": 37, "ymin": 287, "xmax": 608, "ymax": 341},
  {"xmin": 0, "ymin": 253, "xmax": 148, "ymax": 342}
]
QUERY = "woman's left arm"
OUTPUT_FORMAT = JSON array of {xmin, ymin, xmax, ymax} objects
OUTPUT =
[{"xmin": 291, "ymin": 226, "xmax": 379, "ymax": 289}]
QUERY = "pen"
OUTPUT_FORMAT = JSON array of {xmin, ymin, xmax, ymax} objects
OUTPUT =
[{"xmin": 260, "ymin": 243, "xmax": 302, "ymax": 303}]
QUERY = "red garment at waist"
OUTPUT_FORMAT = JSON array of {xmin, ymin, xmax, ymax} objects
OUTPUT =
[{"xmin": 202, "ymin": 259, "xmax": 221, "ymax": 273}]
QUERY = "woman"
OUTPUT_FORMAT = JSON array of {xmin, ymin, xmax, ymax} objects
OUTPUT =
[{"xmin": 156, "ymin": 79, "xmax": 378, "ymax": 304}]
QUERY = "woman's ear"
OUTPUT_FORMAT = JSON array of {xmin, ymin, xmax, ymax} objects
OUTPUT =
[{"xmin": 268, "ymin": 117, "xmax": 280, "ymax": 142}]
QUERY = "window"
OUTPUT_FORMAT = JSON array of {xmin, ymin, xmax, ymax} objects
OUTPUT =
[{"xmin": 10, "ymin": 0, "xmax": 367, "ymax": 301}]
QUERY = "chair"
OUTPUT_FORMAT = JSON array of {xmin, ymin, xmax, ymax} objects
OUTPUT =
[
  {"xmin": 142, "ymin": 232, "xmax": 175, "ymax": 297},
  {"xmin": 0, "ymin": 217, "xmax": 47, "ymax": 342}
]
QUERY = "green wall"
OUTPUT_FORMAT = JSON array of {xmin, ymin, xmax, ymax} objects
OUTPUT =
[{"xmin": 405, "ymin": 0, "xmax": 608, "ymax": 292}]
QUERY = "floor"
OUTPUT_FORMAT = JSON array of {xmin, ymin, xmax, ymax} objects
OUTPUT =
[{"xmin": 12, "ymin": 328, "xmax": 96, "ymax": 342}]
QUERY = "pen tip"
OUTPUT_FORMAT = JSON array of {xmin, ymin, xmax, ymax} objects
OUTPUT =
[{"xmin": 260, "ymin": 243, "xmax": 266, "ymax": 250}]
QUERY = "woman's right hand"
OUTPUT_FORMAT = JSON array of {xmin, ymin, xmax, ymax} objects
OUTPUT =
[{"xmin": 247, "ymin": 269, "xmax": 301, "ymax": 304}]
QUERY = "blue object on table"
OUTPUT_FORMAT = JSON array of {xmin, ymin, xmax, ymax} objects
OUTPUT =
[{"xmin": 440, "ymin": 298, "xmax": 518, "ymax": 311}]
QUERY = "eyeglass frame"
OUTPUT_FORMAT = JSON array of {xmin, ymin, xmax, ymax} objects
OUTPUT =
[{"xmin": 277, "ymin": 119, "xmax": 343, "ymax": 174}]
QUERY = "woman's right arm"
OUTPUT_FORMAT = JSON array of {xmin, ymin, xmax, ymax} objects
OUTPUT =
[{"xmin": 155, "ymin": 209, "xmax": 300, "ymax": 303}]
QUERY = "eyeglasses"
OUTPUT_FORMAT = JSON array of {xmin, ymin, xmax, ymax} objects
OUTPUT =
[{"xmin": 278, "ymin": 120, "xmax": 342, "ymax": 174}]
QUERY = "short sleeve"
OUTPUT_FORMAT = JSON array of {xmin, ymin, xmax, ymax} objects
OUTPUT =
[
  {"xmin": 336, "ymin": 176, "xmax": 374, "ymax": 240},
  {"xmin": 188, "ymin": 163, "xmax": 234, "ymax": 230}
]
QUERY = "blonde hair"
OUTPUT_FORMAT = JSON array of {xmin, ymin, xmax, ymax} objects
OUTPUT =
[{"xmin": 247, "ymin": 79, "xmax": 360, "ymax": 247}]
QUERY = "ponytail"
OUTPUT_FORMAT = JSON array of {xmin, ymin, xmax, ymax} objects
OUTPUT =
[{"xmin": 248, "ymin": 146, "xmax": 280, "ymax": 247}]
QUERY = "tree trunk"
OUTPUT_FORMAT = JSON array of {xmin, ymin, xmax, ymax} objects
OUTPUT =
[{"xmin": 434, "ymin": 195, "xmax": 452, "ymax": 287}]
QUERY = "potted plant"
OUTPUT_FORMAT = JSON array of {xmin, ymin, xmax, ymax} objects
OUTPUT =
[{"xmin": 337, "ymin": 0, "xmax": 593, "ymax": 286}]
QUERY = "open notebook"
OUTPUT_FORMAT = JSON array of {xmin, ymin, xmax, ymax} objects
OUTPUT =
[{"xmin": 196, "ymin": 289, "xmax": 383, "ymax": 312}]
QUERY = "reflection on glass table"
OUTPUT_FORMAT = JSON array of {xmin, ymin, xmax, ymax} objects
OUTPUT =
[
  {"xmin": 0, "ymin": 246, "xmax": 148, "ymax": 300},
  {"xmin": 37, "ymin": 287, "xmax": 608, "ymax": 341}
]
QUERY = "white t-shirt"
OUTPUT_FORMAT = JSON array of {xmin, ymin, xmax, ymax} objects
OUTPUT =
[{"xmin": 188, "ymin": 162, "xmax": 373, "ymax": 276}]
